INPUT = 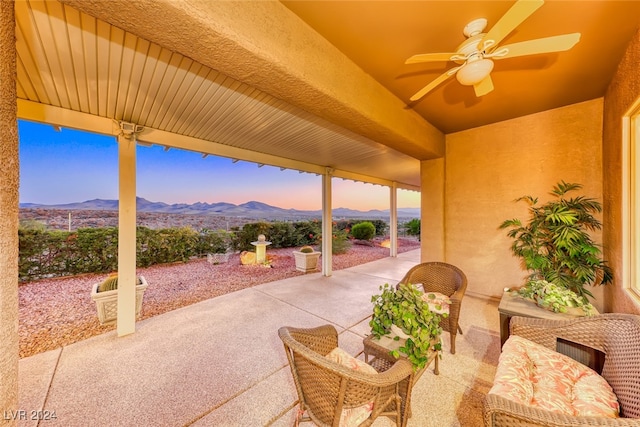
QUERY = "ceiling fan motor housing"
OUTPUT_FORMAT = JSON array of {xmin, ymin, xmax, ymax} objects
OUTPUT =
[{"xmin": 463, "ymin": 18, "xmax": 488, "ymax": 38}]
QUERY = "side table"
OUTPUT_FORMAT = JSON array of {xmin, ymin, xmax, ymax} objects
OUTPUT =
[{"xmin": 498, "ymin": 290, "xmax": 597, "ymax": 347}]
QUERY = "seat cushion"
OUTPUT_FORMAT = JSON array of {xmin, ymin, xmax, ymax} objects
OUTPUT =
[
  {"xmin": 489, "ymin": 335, "xmax": 619, "ymax": 418},
  {"xmin": 420, "ymin": 291, "xmax": 451, "ymax": 315},
  {"xmin": 326, "ymin": 347, "xmax": 377, "ymax": 426}
]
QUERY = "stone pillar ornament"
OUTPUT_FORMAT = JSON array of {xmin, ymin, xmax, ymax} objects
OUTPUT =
[{"xmin": 251, "ymin": 234, "xmax": 272, "ymax": 264}]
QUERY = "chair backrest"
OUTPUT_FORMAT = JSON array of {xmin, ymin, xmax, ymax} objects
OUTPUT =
[
  {"xmin": 278, "ymin": 325, "xmax": 384, "ymax": 426},
  {"xmin": 598, "ymin": 315, "xmax": 640, "ymax": 418},
  {"xmin": 399, "ymin": 262, "xmax": 467, "ymax": 296},
  {"xmin": 278, "ymin": 325, "xmax": 413, "ymax": 426}
]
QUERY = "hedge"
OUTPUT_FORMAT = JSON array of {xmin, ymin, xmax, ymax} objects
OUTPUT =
[{"xmin": 18, "ymin": 219, "xmax": 374, "ymax": 282}]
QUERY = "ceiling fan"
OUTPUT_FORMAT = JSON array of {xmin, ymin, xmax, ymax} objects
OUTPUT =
[{"xmin": 405, "ymin": 0, "xmax": 580, "ymax": 100}]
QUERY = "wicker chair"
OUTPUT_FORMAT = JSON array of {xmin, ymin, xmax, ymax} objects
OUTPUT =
[
  {"xmin": 278, "ymin": 324, "xmax": 414, "ymax": 427},
  {"xmin": 398, "ymin": 262, "xmax": 467, "ymax": 354},
  {"xmin": 484, "ymin": 314, "xmax": 640, "ymax": 426}
]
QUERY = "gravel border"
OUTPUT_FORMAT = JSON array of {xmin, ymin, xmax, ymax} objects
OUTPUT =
[{"xmin": 19, "ymin": 238, "xmax": 420, "ymax": 358}]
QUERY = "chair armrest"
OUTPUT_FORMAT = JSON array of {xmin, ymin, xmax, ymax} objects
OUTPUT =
[
  {"xmin": 365, "ymin": 358, "xmax": 413, "ymax": 386},
  {"xmin": 449, "ymin": 287, "xmax": 465, "ymax": 304},
  {"xmin": 484, "ymin": 394, "xmax": 640, "ymax": 426}
]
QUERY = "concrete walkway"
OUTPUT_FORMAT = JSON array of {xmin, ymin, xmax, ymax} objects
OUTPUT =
[{"xmin": 17, "ymin": 250, "xmax": 501, "ymax": 426}]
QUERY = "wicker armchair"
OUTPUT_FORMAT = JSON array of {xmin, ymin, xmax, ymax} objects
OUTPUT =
[
  {"xmin": 484, "ymin": 314, "xmax": 640, "ymax": 426},
  {"xmin": 278, "ymin": 325, "xmax": 414, "ymax": 427},
  {"xmin": 398, "ymin": 262, "xmax": 467, "ymax": 354}
]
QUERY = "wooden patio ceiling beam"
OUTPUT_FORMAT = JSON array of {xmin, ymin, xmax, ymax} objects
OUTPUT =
[{"xmin": 59, "ymin": 0, "xmax": 444, "ymax": 161}]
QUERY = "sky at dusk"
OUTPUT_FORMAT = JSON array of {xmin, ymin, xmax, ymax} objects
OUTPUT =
[{"xmin": 18, "ymin": 120, "xmax": 420, "ymax": 211}]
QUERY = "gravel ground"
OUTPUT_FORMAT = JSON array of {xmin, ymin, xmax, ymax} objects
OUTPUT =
[{"xmin": 19, "ymin": 238, "xmax": 420, "ymax": 358}]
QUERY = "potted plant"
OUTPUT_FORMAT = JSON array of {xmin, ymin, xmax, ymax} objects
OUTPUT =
[
  {"xmin": 369, "ymin": 283, "xmax": 443, "ymax": 370},
  {"xmin": 511, "ymin": 279, "xmax": 595, "ymax": 315},
  {"xmin": 499, "ymin": 181, "xmax": 612, "ymax": 302},
  {"xmin": 91, "ymin": 274, "xmax": 149, "ymax": 325},
  {"xmin": 292, "ymin": 245, "xmax": 321, "ymax": 273}
]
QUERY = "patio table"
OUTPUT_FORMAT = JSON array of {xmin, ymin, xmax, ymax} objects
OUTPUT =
[
  {"xmin": 498, "ymin": 290, "xmax": 598, "ymax": 347},
  {"xmin": 363, "ymin": 334, "xmax": 440, "ymax": 427}
]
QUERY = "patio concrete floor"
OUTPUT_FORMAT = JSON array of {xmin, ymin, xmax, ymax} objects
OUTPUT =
[{"xmin": 17, "ymin": 249, "xmax": 501, "ymax": 426}]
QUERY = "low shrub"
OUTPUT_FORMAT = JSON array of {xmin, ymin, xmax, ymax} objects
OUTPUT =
[{"xmin": 350, "ymin": 221, "xmax": 376, "ymax": 240}]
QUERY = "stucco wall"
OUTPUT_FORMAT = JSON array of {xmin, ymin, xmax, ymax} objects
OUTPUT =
[
  {"xmin": 0, "ymin": 0, "xmax": 19, "ymax": 422},
  {"xmin": 602, "ymin": 28, "xmax": 640, "ymax": 314},
  {"xmin": 420, "ymin": 158, "xmax": 445, "ymax": 261},
  {"xmin": 443, "ymin": 99, "xmax": 605, "ymax": 309}
]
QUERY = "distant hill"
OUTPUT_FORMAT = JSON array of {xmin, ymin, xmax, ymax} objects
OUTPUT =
[{"xmin": 20, "ymin": 197, "xmax": 420, "ymax": 219}]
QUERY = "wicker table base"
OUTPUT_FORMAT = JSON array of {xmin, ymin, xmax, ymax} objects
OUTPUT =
[{"xmin": 363, "ymin": 334, "xmax": 440, "ymax": 427}]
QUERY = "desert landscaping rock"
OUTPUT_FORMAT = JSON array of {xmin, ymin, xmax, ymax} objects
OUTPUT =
[{"xmin": 19, "ymin": 239, "xmax": 419, "ymax": 358}]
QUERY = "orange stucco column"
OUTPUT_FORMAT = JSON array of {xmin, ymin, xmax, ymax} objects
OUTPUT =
[
  {"xmin": 0, "ymin": 0, "xmax": 19, "ymax": 423},
  {"xmin": 420, "ymin": 158, "xmax": 446, "ymax": 262}
]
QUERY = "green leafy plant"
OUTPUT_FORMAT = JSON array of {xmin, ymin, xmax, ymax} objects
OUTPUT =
[
  {"xmin": 370, "ymin": 283, "xmax": 443, "ymax": 370},
  {"xmin": 299, "ymin": 245, "xmax": 315, "ymax": 253},
  {"xmin": 499, "ymin": 181, "xmax": 612, "ymax": 300},
  {"xmin": 404, "ymin": 218, "xmax": 421, "ymax": 239},
  {"xmin": 350, "ymin": 221, "xmax": 376, "ymax": 240},
  {"xmin": 318, "ymin": 228, "xmax": 351, "ymax": 254},
  {"xmin": 516, "ymin": 279, "xmax": 595, "ymax": 315},
  {"xmin": 96, "ymin": 274, "xmax": 143, "ymax": 293}
]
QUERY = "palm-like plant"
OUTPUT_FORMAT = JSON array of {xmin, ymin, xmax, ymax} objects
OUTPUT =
[{"xmin": 499, "ymin": 181, "xmax": 612, "ymax": 300}]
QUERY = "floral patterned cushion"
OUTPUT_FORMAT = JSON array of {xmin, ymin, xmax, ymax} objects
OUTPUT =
[
  {"xmin": 489, "ymin": 335, "xmax": 619, "ymax": 418},
  {"xmin": 420, "ymin": 291, "xmax": 451, "ymax": 315},
  {"xmin": 326, "ymin": 347, "xmax": 377, "ymax": 426}
]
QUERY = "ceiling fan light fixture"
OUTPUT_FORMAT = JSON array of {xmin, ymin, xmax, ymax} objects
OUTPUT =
[{"xmin": 456, "ymin": 58, "xmax": 494, "ymax": 86}]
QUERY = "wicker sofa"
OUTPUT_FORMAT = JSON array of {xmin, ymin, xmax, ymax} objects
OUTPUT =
[{"xmin": 484, "ymin": 314, "xmax": 640, "ymax": 426}]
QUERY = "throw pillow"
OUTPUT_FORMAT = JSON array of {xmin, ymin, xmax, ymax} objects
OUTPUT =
[
  {"xmin": 326, "ymin": 347, "xmax": 377, "ymax": 426},
  {"xmin": 421, "ymin": 291, "xmax": 451, "ymax": 315}
]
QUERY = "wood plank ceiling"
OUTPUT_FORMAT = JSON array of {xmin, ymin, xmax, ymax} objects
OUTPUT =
[{"xmin": 14, "ymin": 0, "xmax": 421, "ymax": 190}]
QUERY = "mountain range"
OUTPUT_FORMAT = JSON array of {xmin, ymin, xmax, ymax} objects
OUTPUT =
[{"xmin": 20, "ymin": 197, "xmax": 421, "ymax": 219}]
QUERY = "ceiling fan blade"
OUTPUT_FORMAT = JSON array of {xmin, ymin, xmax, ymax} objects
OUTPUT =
[
  {"xmin": 409, "ymin": 66, "xmax": 461, "ymax": 101},
  {"xmin": 405, "ymin": 52, "xmax": 458, "ymax": 64},
  {"xmin": 480, "ymin": 0, "xmax": 544, "ymax": 50},
  {"xmin": 473, "ymin": 75, "xmax": 494, "ymax": 97},
  {"xmin": 494, "ymin": 33, "xmax": 581, "ymax": 59}
]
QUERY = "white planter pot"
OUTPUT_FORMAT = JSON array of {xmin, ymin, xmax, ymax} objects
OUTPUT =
[
  {"xmin": 91, "ymin": 275, "xmax": 149, "ymax": 325},
  {"xmin": 390, "ymin": 324, "xmax": 411, "ymax": 339},
  {"xmin": 292, "ymin": 251, "xmax": 321, "ymax": 273}
]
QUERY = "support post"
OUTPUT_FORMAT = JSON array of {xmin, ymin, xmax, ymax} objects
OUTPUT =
[
  {"xmin": 322, "ymin": 168, "xmax": 333, "ymax": 276},
  {"xmin": 117, "ymin": 133, "xmax": 137, "ymax": 336},
  {"xmin": 389, "ymin": 182, "xmax": 398, "ymax": 257},
  {"xmin": 0, "ymin": 1, "xmax": 19, "ymax": 421}
]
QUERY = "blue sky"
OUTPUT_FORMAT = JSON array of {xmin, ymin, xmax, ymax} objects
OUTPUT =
[{"xmin": 18, "ymin": 120, "xmax": 420, "ymax": 211}]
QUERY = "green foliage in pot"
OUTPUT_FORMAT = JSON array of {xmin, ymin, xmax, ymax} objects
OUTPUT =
[
  {"xmin": 299, "ymin": 245, "xmax": 315, "ymax": 253},
  {"xmin": 97, "ymin": 274, "xmax": 143, "ymax": 293},
  {"xmin": 499, "ymin": 181, "xmax": 612, "ymax": 300},
  {"xmin": 516, "ymin": 280, "xmax": 595, "ymax": 315},
  {"xmin": 370, "ymin": 283, "xmax": 443, "ymax": 370}
]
